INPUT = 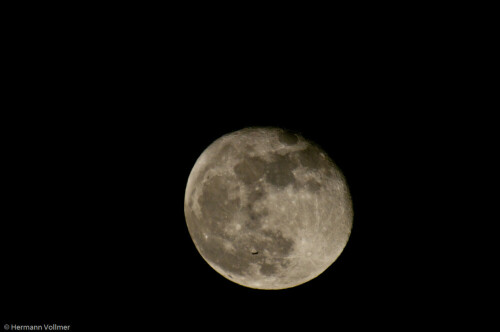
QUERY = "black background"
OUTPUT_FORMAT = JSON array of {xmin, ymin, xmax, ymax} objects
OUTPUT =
[
  {"xmin": 2, "ymin": 90, "xmax": 443, "ymax": 330},
  {"xmin": 0, "ymin": 5, "xmax": 471, "ymax": 331}
]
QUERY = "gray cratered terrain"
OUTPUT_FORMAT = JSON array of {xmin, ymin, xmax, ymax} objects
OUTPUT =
[{"xmin": 184, "ymin": 127, "xmax": 353, "ymax": 290}]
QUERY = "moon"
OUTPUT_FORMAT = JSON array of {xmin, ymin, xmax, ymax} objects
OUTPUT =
[{"xmin": 184, "ymin": 127, "xmax": 353, "ymax": 290}]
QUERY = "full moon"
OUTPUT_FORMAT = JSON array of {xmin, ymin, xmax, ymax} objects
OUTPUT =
[{"xmin": 184, "ymin": 127, "xmax": 353, "ymax": 290}]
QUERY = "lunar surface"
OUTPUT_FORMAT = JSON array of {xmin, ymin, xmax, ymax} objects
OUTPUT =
[{"xmin": 184, "ymin": 127, "xmax": 353, "ymax": 290}]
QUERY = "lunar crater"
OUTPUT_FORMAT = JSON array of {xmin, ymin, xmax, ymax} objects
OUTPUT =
[{"xmin": 278, "ymin": 130, "xmax": 299, "ymax": 145}]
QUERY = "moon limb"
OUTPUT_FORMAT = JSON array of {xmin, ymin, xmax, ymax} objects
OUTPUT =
[{"xmin": 184, "ymin": 127, "xmax": 353, "ymax": 290}]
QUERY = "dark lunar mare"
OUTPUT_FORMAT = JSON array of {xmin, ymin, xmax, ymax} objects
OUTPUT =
[
  {"xmin": 191, "ymin": 147, "xmax": 300, "ymax": 277},
  {"xmin": 264, "ymin": 154, "xmax": 298, "ymax": 187}
]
